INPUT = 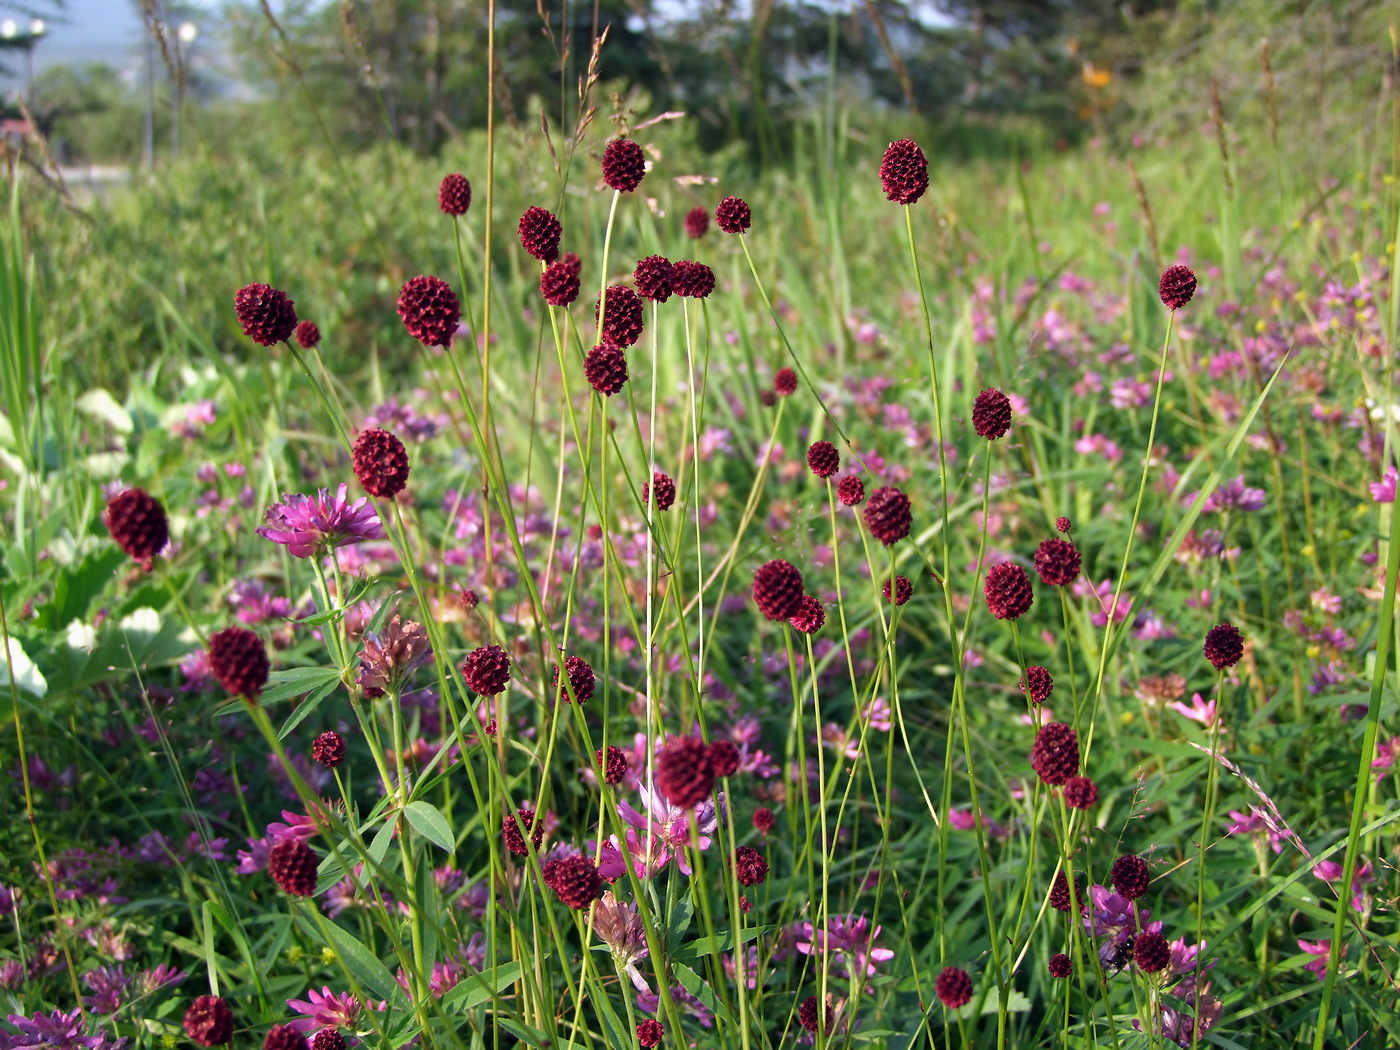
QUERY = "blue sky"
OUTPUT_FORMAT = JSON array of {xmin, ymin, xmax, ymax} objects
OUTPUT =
[{"xmin": 20, "ymin": 0, "xmax": 146, "ymax": 69}]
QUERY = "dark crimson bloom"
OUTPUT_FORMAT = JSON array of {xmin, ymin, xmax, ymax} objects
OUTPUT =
[
  {"xmin": 503, "ymin": 808, "xmax": 544, "ymax": 856},
  {"xmin": 438, "ymin": 173, "xmax": 472, "ymax": 216},
  {"xmin": 1055, "ymin": 516, "xmax": 1072, "ymax": 533},
  {"xmin": 1158, "ymin": 264, "xmax": 1197, "ymax": 311},
  {"xmin": 595, "ymin": 285, "xmax": 644, "ymax": 347},
  {"xmin": 656, "ymin": 736, "xmax": 714, "ymax": 809},
  {"xmin": 883, "ymin": 575, "xmax": 913, "ymax": 606},
  {"xmin": 601, "ymin": 138, "xmax": 646, "ymax": 192},
  {"xmin": 462, "ymin": 644, "xmax": 511, "ymax": 695},
  {"xmin": 1048, "ymin": 870, "xmax": 1077, "ymax": 912},
  {"xmin": 183, "ymin": 995, "xmax": 234, "ymax": 1047},
  {"xmin": 1034, "ymin": 538, "xmax": 1080, "ymax": 587},
  {"xmin": 752, "ymin": 559, "xmax": 805, "ymax": 621},
  {"xmin": 1133, "ymin": 931, "xmax": 1170, "ymax": 973},
  {"xmin": 864, "ymin": 486, "xmax": 912, "ymax": 545},
  {"xmin": 644, "ymin": 471, "xmax": 676, "ymax": 512},
  {"xmin": 633, "ymin": 255, "xmax": 674, "ymax": 303},
  {"xmin": 311, "ymin": 731, "xmax": 346, "ymax": 768},
  {"xmin": 984, "ymin": 562, "xmax": 1033, "ymax": 619},
  {"xmin": 774, "ymin": 368, "xmax": 798, "ymax": 396},
  {"xmin": 934, "ymin": 966, "xmax": 972, "ymax": 1010},
  {"xmin": 879, "ymin": 138, "xmax": 929, "ymax": 205},
  {"xmin": 1063, "ymin": 775, "xmax": 1098, "ymax": 810},
  {"xmin": 263, "ymin": 1025, "xmax": 308, "ymax": 1050},
  {"xmin": 837, "ymin": 475, "xmax": 865, "ymax": 506},
  {"xmin": 732, "ymin": 846, "xmax": 768, "ymax": 886},
  {"xmin": 1048, "ymin": 953, "xmax": 1072, "ymax": 979},
  {"xmin": 294, "ymin": 320, "xmax": 321, "ymax": 349},
  {"xmin": 636, "ymin": 1019, "xmax": 664, "ymax": 1048},
  {"xmin": 554, "ymin": 655, "xmax": 596, "ymax": 703},
  {"xmin": 311, "ymin": 1031, "xmax": 344, "ymax": 1050},
  {"xmin": 459, "ymin": 588, "xmax": 480, "ymax": 609},
  {"xmin": 1030, "ymin": 722, "xmax": 1079, "ymax": 786},
  {"xmin": 708, "ymin": 739, "xmax": 740, "ymax": 777},
  {"xmin": 104, "ymin": 487, "xmax": 169, "ymax": 570},
  {"xmin": 1110, "ymin": 854, "xmax": 1151, "ymax": 900},
  {"xmin": 759, "ymin": 389, "xmax": 777, "ymax": 407},
  {"xmin": 671, "ymin": 260, "xmax": 715, "ymax": 299},
  {"xmin": 267, "ymin": 837, "xmax": 319, "ymax": 897},
  {"xmin": 584, "ymin": 343, "xmax": 628, "ymax": 396},
  {"xmin": 352, "ymin": 428, "xmax": 410, "ymax": 499},
  {"xmin": 397, "ymin": 275, "xmax": 461, "ymax": 347},
  {"xmin": 715, "ymin": 195, "xmax": 751, "ymax": 234},
  {"xmin": 540, "ymin": 258, "xmax": 581, "ymax": 307},
  {"xmin": 208, "ymin": 626, "xmax": 270, "ymax": 698},
  {"xmin": 596, "ymin": 745, "xmax": 627, "ymax": 786},
  {"xmin": 798, "ymin": 996, "xmax": 829, "ymax": 1034},
  {"xmin": 518, "ymin": 206, "xmax": 562, "ymax": 262},
  {"xmin": 806, "ymin": 440, "xmax": 839, "ymax": 478},
  {"xmin": 789, "ymin": 595, "xmax": 825, "ymax": 634},
  {"xmin": 753, "ymin": 807, "xmax": 775, "ymax": 834},
  {"xmin": 542, "ymin": 854, "xmax": 603, "ymax": 908},
  {"xmin": 683, "ymin": 206, "xmax": 709, "ymax": 239},
  {"xmin": 235, "ymin": 283, "xmax": 297, "ymax": 346},
  {"xmin": 1203, "ymin": 623, "xmax": 1244, "ymax": 670},
  {"xmin": 971, "ymin": 388, "xmax": 1012, "ymax": 440},
  {"xmin": 1020, "ymin": 665, "xmax": 1053, "ymax": 704}
]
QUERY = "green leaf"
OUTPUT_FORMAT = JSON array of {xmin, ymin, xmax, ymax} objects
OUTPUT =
[
  {"xmin": 260, "ymin": 665, "xmax": 343, "ymax": 707},
  {"xmin": 496, "ymin": 1019, "xmax": 553, "ymax": 1049},
  {"xmin": 315, "ymin": 912, "xmax": 400, "ymax": 1002},
  {"xmin": 439, "ymin": 961, "xmax": 522, "ymax": 1012},
  {"xmin": 403, "ymin": 801, "xmax": 454, "ymax": 852},
  {"xmin": 34, "ymin": 548, "xmax": 125, "ymax": 631},
  {"xmin": 367, "ymin": 819, "xmax": 397, "ymax": 867},
  {"xmin": 277, "ymin": 676, "xmax": 343, "ymax": 739},
  {"xmin": 674, "ymin": 963, "xmax": 734, "ymax": 1027}
]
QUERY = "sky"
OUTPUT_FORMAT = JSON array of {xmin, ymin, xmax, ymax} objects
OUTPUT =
[{"xmin": 14, "ymin": 0, "xmax": 146, "ymax": 69}]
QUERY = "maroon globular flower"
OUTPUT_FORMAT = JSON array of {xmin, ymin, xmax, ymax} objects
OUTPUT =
[
  {"xmin": 789, "ymin": 595, "xmax": 825, "ymax": 634},
  {"xmin": 864, "ymin": 486, "xmax": 912, "ymax": 545},
  {"xmin": 104, "ymin": 487, "xmax": 169, "ymax": 570},
  {"xmin": 1048, "ymin": 954, "xmax": 1072, "ymax": 979},
  {"xmin": 774, "ymin": 368, "xmax": 798, "ymax": 396},
  {"xmin": 684, "ymin": 207, "xmax": 709, "ymax": 239},
  {"xmin": 462, "ymin": 644, "xmax": 511, "ymax": 696},
  {"xmin": 235, "ymin": 283, "xmax": 297, "ymax": 346},
  {"xmin": 759, "ymin": 389, "xmax": 777, "ymax": 407},
  {"xmin": 633, "ymin": 256, "xmax": 674, "ymax": 303},
  {"xmin": 596, "ymin": 285, "xmax": 645, "ymax": 347},
  {"xmin": 1158, "ymin": 264, "xmax": 1197, "ymax": 311},
  {"xmin": 971, "ymin": 388, "xmax": 1012, "ymax": 440},
  {"xmin": 1063, "ymin": 775, "xmax": 1098, "ymax": 810},
  {"xmin": 596, "ymin": 745, "xmax": 627, "ymax": 785},
  {"xmin": 934, "ymin": 966, "xmax": 972, "ymax": 1010},
  {"xmin": 715, "ymin": 196, "xmax": 751, "ymax": 234},
  {"xmin": 671, "ymin": 260, "xmax": 715, "ymax": 299},
  {"xmin": 837, "ymin": 475, "xmax": 865, "ymax": 506},
  {"xmin": 208, "ymin": 626, "xmax": 270, "ymax": 698},
  {"xmin": 656, "ymin": 736, "xmax": 714, "ymax": 809},
  {"xmin": 708, "ymin": 739, "xmax": 740, "ymax": 777},
  {"xmin": 311, "ymin": 731, "xmax": 346, "ymax": 769},
  {"xmin": 880, "ymin": 139, "xmax": 929, "ymax": 205},
  {"xmin": 984, "ymin": 562, "xmax": 1033, "ymax": 619},
  {"xmin": 396, "ymin": 275, "xmax": 461, "ymax": 347},
  {"xmin": 584, "ymin": 343, "xmax": 629, "ymax": 396},
  {"xmin": 1049, "ymin": 870, "xmax": 1077, "ymax": 912},
  {"xmin": 807, "ymin": 440, "xmax": 839, "ymax": 478},
  {"xmin": 267, "ymin": 837, "xmax": 319, "ymax": 897},
  {"xmin": 263, "ymin": 1025, "xmax": 308, "ymax": 1050},
  {"xmin": 1030, "ymin": 722, "xmax": 1079, "ymax": 786},
  {"xmin": 1133, "ymin": 931, "xmax": 1170, "ymax": 973},
  {"xmin": 518, "ymin": 206, "xmax": 562, "ymax": 262},
  {"xmin": 798, "ymin": 996, "xmax": 829, "ymax": 1034},
  {"xmin": 183, "ymin": 996, "xmax": 234, "ymax": 1047},
  {"xmin": 882, "ymin": 576, "xmax": 913, "ymax": 606},
  {"xmin": 294, "ymin": 320, "xmax": 321, "ymax": 349},
  {"xmin": 1034, "ymin": 538, "xmax": 1080, "ymax": 587},
  {"xmin": 1021, "ymin": 666, "xmax": 1053, "ymax": 704},
  {"xmin": 753, "ymin": 807, "xmax": 775, "ymax": 834},
  {"xmin": 502, "ymin": 808, "xmax": 544, "ymax": 857},
  {"xmin": 1110, "ymin": 854, "xmax": 1151, "ymax": 900},
  {"xmin": 644, "ymin": 471, "xmax": 676, "ymax": 512},
  {"xmin": 438, "ymin": 173, "xmax": 472, "ymax": 216},
  {"xmin": 540, "ymin": 258, "xmax": 581, "ymax": 307},
  {"xmin": 601, "ymin": 138, "xmax": 646, "ymax": 192},
  {"xmin": 1203, "ymin": 623, "xmax": 1244, "ymax": 670},
  {"xmin": 311, "ymin": 1031, "xmax": 344, "ymax": 1050},
  {"xmin": 752, "ymin": 559, "xmax": 805, "ymax": 621},
  {"xmin": 351, "ymin": 428, "xmax": 410, "ymax": 499},
  {"xmin": 636, "ymin": 1019, "xmax": 664, "ymax": 1048},
  {"xmin": 554, "ymin": 655, "xmax": 596, "ymax": 703},
  {"xmin": 732, "ymin": 846, "xmax": 768, "ymax": 886},
  {"xmin": 543, "ymin": 854, "xmax": 603, "ymax": 909},
  {"xmin": 1055, "ymin": 516, "xmax": 1072, "ymax": 533}
]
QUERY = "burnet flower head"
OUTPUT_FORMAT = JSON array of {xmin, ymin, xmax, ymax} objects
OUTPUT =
[{"xmin": 256, "ymin": 485, "xmax": 385, "ymax": 558}]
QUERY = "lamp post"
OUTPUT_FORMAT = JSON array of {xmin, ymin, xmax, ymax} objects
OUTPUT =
[{"xmin": 0, "ymin": 18, "xmax": 44, "ymax": 114}]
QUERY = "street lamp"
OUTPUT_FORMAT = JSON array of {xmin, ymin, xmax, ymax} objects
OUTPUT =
[{"xmin": 172, "ymin": 22, "xmax": 197, "ymax": 156}]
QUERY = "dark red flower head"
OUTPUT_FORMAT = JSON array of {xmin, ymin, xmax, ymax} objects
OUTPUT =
[
  {"xmin": 462, "ymin": 644, "xmax": 511, "ymax": 695},
  {"xmin": 1034, "ymin": 538, "xmax": 1080, "ymax": 587},
  {"xmin": 1048, "ymin": 953, "xmax": 1072, "ymax": 979},
  {"xmin": 397, "ymin": 275, "xmax": 461, "ymax": 347},
  {"xmin": 1049, "ymin": 870, "xmax": 1078, "ymax": 912},
  {"xmin": 1110, "ymin": 854, "xmax": 1150, "ymax": 900},
  {"xmin": 1203, "ymin": 623, "xmax": 1244, "ymax": 670},
  {"xmin": 636, "ymin": 1020, "xmax": 664, "ymax": 1048},
  {"xmin": 311, "ymin": 730, "xmax": 346, "ymax": 768},
  {"xmin": 438, "ymin": 173, "xmax": 472, "ymax": 216},
  {"xmin": 294, "ymin": 320, "xmax": 321, "ymax": 349},
  {"xmin": 1133, "ymin": 931, "xmax": 1170, "ymax": 972},
  {"xmin": 540, "ymin": 258, "xmax": 581, "ymax": 307},
  {"xmin": 684, "ymin": 206, "xmax": 709, "ymax": 239},
  {"xmin": 984, "ymin": 562, "xmax": 1033, "ymax": 619},
  {"xmin": 708, "ymin": 739, "xmax": 740, "ymax": 777},
  {"xmin": 584, "ymin": 343, "xmax": 628, "ymax": 396},
  {"xmin": 656, "ymin": 735, "xmax": 714, "ymax": 809},
  {"xmin": 732, "ymin": 846, "xmax": 768, "ymax": 886},
  {"xmin": 752, "ymin": 559, "xmax": 805, "ymax": 621},
  {"xmin": 1063, "ymin": 775, "xmax": 1098, "ymax": 810},
  {"xmin": 880, "ymin": 139, "xmax": 929, "ymax": 205},
  {"xmin": 807, "ymin": 441, "xmax": 839, "ymax": 478},
  {"xmin": 267, "ymin": 837, "xmax": 319, "ymax": 896},
  {"xmin": 601, "ymin": 138, "xmax": 646, "ymax": 192},
  {"xmin": 352, "ymin": 428, "xmax": 410, "ymax": 499},
  {"xmin": 633, "ymin": 256, "xmax": 674, "ymax": 303},
  {"xmin": 503, "ymin": 807, "xmax": 544, "ymax": 856},
  {"xmin": 644, "ymin": 471, "xmax": 676, "ymax": 512},
  {"xmin": 554, "ymin": 655, "xmax": 596, "ymax": 703},
  {"xmin": 1158, "ymin": 265, "xmax": 1197, "ymax": 311},
  {"xmin": 1030, "ymin": 722, "xmax": 1078, "ymax": 786},
  {"xmin": 798, "ymin": 996, "xmax": 831, "ymax": 1034},
  {"xmin": 789, "ymin": 595, "xmax": 825, "ymax": 634},
  {"xmin": 518, "ymin": 206, "xmax": 562, "ymax": 262},
  {"xmin": 972, "ymin": 388, "xmax": 1012, "ymax": 440},
  {"xmin": 184, "ymin": 996, "xmax": 234, "ymax": 1047},
  {"xmin": 864, "ymin": 486, "xmax": 912, "ymax": 545},
  {"xmin": 753, "ymin": 807, "xmax": 775, "ymax": 834},
  {"xmin": 311, "ymin": 1031, "xmax": 344, "ymax": 1050},
  {"xmin": 596, "ymin": 745, "xmax": 628, "ymax": 785},
  {"xmin": 671, "ymin": 260, "xmax": 715, "ymax": 299},
  {"xmin": 759, "ymin": 389, "xmax": 777, "ymax": 407},
  {"xmin": 235, "ymin": 283, "xmax": 297, "ymax": 346},
  {"xmin": 1020, "ymin": 665, "xmax": 1053, "ymax": 704},
  {"xmin": 596, "ymin": 285, "xmax": 645, "ymax": 347},
  {"xmin": 883, "ymin": 575, "xmax": 913, "ymax": 606},
  {"xmin": 263, "ymin": 1025, "xmax": 308, "ymax": 1050},
  {"xmin": 715, "ymin": 196, "xmax": 751, "ymax": 234},
  {"xmin": 774, "ymin": 368, "xmax": 798, "ymax": 396},
  {"xmin": 1055, "ymin": 516, "xmax": 1072, "ymax": 533},
  {"xmin": 837, "ymin": 475, "xmax": 865, "ymax": 507},
  {"xmin": 542, "ymin": 854, "xmax": 603, "ymax": 908},
  {"xmin": 934, "ymin": 966, "xmax": 972, "ymax": 1010},
  {"xmin": 104, "ymin": 487, "xmax": 169, "ymax": 570},
  {"xmin": 208, "ymin": 626, "xmax": 270, "ymax": 698}
]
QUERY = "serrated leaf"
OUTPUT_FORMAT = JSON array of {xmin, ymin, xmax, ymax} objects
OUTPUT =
[
  {"xmin": 315, "ymin": 911, "xmax": 400, "ymax": 1002},
  {"xmin": 404, "ymin": 801, "xmax": 454, "ymax": 852}
]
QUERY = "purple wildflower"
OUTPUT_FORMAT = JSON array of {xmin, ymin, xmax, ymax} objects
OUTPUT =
[
  {"xmin": 1203, "ymin": 475, "xmax": 1266, "ymax": 513},
  {"xmin": 256, "ymin": 485, "xmax": 384, "ymax": 558},
  {"xmin": 285, "ymin": 989, "xmax": 382, "ymax": 1035},
  {"xmin": 794, "ymin": 914, "xmax": 895, "ymax": 978},
  {"xmin": 356, "ymin": 615, "xmax": 433, "ymax": 697},
  {"xmin": 1, "ymin": 1010, "xmax": 126, "ymax": 1050},
  {"xmin": 1370, "ymin": 466, "xmax": 1397, "ymax": 503},
  {"xmin": 81, "ymin": 966, "xmax": 130, "ymax": 1015}
]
